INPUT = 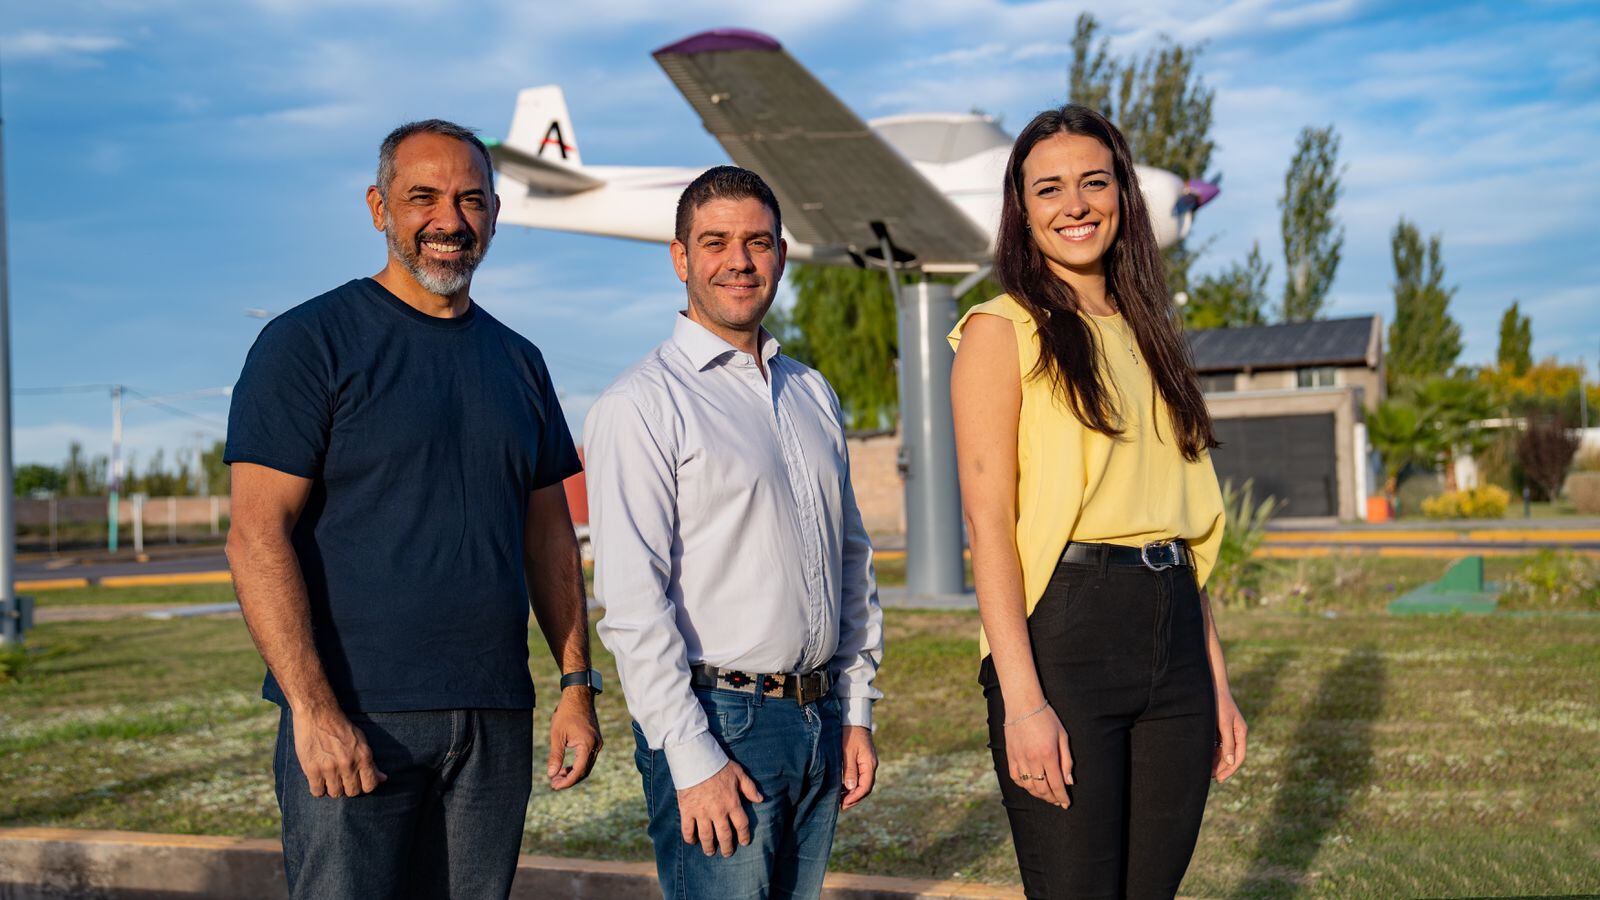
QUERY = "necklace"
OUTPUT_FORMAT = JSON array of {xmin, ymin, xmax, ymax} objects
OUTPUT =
[{"xmin": 1101, "ymin": 302, "xmax": 1138, "ymax": 366}]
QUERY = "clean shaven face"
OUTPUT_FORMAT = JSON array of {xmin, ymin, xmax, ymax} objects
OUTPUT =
[{"xmin": 1020, "ymin": 132, "xmax": 1121, "ymax": 281}]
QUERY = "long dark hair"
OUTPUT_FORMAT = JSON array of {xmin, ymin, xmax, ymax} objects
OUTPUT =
[{"xmin": 994, "ymin": 104, "xmax": 1217, "ymax": 460}]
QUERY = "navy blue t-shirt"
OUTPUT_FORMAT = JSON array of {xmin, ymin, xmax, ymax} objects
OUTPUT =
[{"xmin": 225, "ymin": 278, "xmax": 581, "ymax": 712}]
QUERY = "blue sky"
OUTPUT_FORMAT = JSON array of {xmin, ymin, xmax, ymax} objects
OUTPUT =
[{"xmin": 2, "ymin": 0, "xmax": 1596, "ymax": 468}]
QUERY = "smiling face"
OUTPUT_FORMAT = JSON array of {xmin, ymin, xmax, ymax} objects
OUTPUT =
[
  {"xmin": 1019, "ymin": 132, "xmax": 1120, "ymax": 281},
  {"xmin": 670, "ymin": 196, "xmax": 786, "ymax": 345},
  {"xmin": 367, "ymin": 132, "xmax": 497, "ymax": 298}
]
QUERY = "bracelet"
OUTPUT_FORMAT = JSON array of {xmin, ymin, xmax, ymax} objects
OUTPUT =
[{"xmin": 1003, "ymin": 701, "xmax": 1050, "ymax": 728}]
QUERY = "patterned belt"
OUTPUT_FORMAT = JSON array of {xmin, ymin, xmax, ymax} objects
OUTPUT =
[{"xmin": 689, "ymin": 663, "xmax": 832, "ymax": 705}]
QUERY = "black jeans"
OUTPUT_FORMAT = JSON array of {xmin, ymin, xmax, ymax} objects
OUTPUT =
[
  {"xmin": 980, "ymin": 549, "xmax": 1216, "ymax": 899},
  {"xmin": 274, "ymin": 707, "xmax": 533, "ymax": 899}
]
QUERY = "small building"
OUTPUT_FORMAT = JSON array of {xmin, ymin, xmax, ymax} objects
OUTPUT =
[{"xmin": 1187, "ymin": 315, "xmax": 1384, "ymax": 521}]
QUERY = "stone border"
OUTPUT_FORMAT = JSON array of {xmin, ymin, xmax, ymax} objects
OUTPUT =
[{"xmin": 0, "ymin": 828, "xmax": 1019, "ymax": 899}]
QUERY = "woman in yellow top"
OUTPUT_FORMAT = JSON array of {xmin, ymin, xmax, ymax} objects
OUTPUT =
[{"xmin": 949, "ymin": 104, "xmax": 1248, "ymax": 898}]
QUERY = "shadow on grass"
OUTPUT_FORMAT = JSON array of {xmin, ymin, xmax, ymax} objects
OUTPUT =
[
  {"xmin": 1237, "ymin": 643, "xmax": 1386, "ymax": 898},
  {"xmin": 1, "ymin": 762, "xmax": 226, "ymax": 826},
  {"xmin": 1231, "ymin": 649, "xmax": 1297, "ymax": 721}
]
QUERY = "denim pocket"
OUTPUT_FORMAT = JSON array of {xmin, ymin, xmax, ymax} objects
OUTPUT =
[{"xmin": 699, "ymin": 691, "xmax": 757, "ymax": 744}]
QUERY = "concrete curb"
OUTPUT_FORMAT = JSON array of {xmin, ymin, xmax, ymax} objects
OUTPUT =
[
  {"xmin": 0, "ymin": 828, "xmax": 1019, "ymax": 899},
  {"xmin": 15, "ymin": 572, "xmax": 234, "ymax": 593}
]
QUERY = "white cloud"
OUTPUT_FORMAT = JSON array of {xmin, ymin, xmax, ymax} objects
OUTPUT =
[{"xmin": 1, "ymin": 30, "xmax": 126, "ymax": 61}]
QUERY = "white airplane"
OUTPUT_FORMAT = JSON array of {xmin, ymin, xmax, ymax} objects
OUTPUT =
[{"xmin": 489, "ymin": 28, "xmax": 1219, "ymax": 274}]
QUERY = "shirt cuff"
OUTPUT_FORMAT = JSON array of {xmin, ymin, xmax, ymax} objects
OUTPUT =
[
  {"xmin": 842, "ymin": 696, "xmax": 875, "ymax": 731},
  {"xmin": 661, "ymin": 730, "xmax": 729, "ymax": 790}
]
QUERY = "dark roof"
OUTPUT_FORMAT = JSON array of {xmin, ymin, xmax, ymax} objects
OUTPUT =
[{"xmin": 1185, "ymin": 315, "xmax": 1377, "ymax": 373}]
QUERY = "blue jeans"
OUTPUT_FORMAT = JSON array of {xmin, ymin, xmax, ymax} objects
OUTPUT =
[
  {"xmin": 274, "ymin": 707, "xmax": 533, "ymax": 899},
  {"xmin": 633, "ymin": 688, "xmax": 843, "ymax": 899}
]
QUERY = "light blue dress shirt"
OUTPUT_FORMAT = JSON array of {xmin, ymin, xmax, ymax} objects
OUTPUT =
[{"xmin": 585, "ymin": 313, "xmax": 885, "ymax": 790}]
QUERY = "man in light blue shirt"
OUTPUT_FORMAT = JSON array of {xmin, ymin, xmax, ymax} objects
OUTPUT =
[{"xmin": 585, "ymin": 166, "xmax": 884, "ymax": 899}]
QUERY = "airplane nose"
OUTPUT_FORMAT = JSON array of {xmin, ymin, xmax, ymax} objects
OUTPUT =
[{"xmin": 1184, "ymin": 179, "xmax": 1220, "ymax": 209}]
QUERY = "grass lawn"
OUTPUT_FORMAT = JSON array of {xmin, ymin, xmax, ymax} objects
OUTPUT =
[{"xmin": 3, "ymin": 556, "xmax": 1598, "ymax": 897}]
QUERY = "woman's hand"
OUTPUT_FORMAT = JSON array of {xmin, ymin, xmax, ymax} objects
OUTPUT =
[
  {"xmin": 1213, "ymin": 688, "xmax": 1248, "ymax": 783},
  {"xmin": 1006, "ymin": 703, "xmax": 1073, "ymax": 809}
]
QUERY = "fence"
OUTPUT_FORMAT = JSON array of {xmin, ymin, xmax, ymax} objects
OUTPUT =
[{"xmin": 16, "ymin": 495, "xmax": 231, "ymax": 554}]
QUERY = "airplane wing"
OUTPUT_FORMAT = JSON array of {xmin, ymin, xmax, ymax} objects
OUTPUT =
[
  {"xmin": 487, "ymin": 139, "xmax": 603, "ymax": 196},
  {"xmin": 653, "ymin": 29, "xmax": 991, "ymax": 270}
]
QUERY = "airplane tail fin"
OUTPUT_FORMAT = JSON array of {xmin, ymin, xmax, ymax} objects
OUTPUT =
[{"xmin": 506, "ymin": 85, "xmax": 582, "ymax": 167}]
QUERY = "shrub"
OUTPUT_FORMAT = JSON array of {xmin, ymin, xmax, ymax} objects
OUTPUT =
[
  {"xmin": 1516, "ymin": 416, "xmax": 1580, "ymax": 501},
  {"xmin": 1572, "ymin": 448, "xmax": 1600, "ymax": 473},
  {"xmin": 1421, "ymin": 484, "xmax": 1511, "ymax": 519},
  {"xmin": 1564, "ymin": 472, "xmax": 1600, "ymax": 515},
  {"xmin": 1208, "ymin": 479, "xmax": 1281, "ymax": 608},
  {"xmin": 1499, "ymin": 550, "xmax": 1600, "ymax": 611}
]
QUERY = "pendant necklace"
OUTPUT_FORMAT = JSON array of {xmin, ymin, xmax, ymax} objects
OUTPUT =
[{"xmin": 1108, "ymin": 298, "xmax": 1138, "ymax": 365}]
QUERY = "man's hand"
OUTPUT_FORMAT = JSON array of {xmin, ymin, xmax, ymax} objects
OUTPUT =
[
  {"xmin": 547, "ymin": 688, "xmax": 602, "ymax": 790},
  {"xmin": 840, "ymin": 725, "xmax": 877, "ymax": 810},
  {"xmin": 293, "ymin": 706, "xmax": 386, "ymax": 798},
  {"xmin": 677, "ymin": 760, "xmax": 764, "ymax": 858}
]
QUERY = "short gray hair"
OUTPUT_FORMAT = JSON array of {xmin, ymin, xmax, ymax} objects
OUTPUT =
[{"xmin": 376, "ymin": 119, "xmax": 494, "ymax": 200}]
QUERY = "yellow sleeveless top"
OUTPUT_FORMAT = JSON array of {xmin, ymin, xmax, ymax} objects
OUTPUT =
[{"xmin": 948, "ymin": 294, "xmax": 1225, "ymax": 656}]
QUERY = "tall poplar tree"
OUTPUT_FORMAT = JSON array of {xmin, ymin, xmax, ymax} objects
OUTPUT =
[
  {"xmin": 1387, "ymin": 217, "xmax": 1461, "ymax": 392},
  {"xmin": 1278, "ymin": 125, "xmax": 1344, "ymax": 322},
  {"xmin": 1069, "ymin": 13, "xmax": 1217, "ymax": 295},
  {"xmin": 1497, "ymin": 301, "xmax": 1533, "ymax": 376}
]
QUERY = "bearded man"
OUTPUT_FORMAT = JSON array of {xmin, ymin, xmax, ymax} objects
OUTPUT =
[{"xmin": 225, "ymin": 119, "xmax": 602, "ymax": 899}]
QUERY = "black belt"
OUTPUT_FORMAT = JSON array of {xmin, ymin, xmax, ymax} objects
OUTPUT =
[
  {"xmin": 689, "ymin": 663, "xmax": 832, "ymax": 705},
  {"xmin": 1060, "ymin": 539, "xmax": 1193, "ymax": 571}
]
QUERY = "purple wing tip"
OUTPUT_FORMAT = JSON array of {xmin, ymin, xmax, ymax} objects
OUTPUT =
[
  {"xmin": 654, "ymin": 28, "xmax": 782, "ymax": 57},
  {"xmin": 1185, "ymin": 179, "xmax": 1221, "ymax": 208}
]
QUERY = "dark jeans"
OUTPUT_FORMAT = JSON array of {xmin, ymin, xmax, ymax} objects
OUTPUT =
[
  {"xmin": 274, "ymin": 707, "xmax": 533, "ymax": 899},
  {"xmin": 981, "ymin": 551, "xmax": 1216, "ymax": 899},
  {"xmin": 633, "ymin": 688, "xmax": 843, "ymax": 900}
]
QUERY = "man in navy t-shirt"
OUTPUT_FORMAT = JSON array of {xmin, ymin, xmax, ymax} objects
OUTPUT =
[{"xmin": 225, "ymin": 119, "xmax": 603, "ymax": 899}]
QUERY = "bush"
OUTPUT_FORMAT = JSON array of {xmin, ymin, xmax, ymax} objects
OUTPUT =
[
  {"xmin": 1573, "ymin": 448, "xmax": 1600, "ymax": 473},
  {"xmin": 1208, "ymin": 479, "xmax": 1281, "ymax": 608},
  {"xmin": 1499, "ymin": 550, "xmax": 1600, "ymax": 611},
  {"xmin": 1421, "ymin": 484, "xmax": 1511, "ymax": 519},
  {"xmin": 1517, "ymin": 416, "xmax": 1580, "ymax": 501},
  {"xmin": 1564, "ymin": 472, "xmax": 1600, "ymax": 515}
]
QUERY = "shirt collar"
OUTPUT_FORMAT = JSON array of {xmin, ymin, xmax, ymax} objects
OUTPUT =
[{"xmin": 671, "ymin": 312, "xmax": 782, "ymax": 371}]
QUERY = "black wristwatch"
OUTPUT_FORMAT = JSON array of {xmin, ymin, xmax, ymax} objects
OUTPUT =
[{"xmin": 559, "ymin": 669, "xmax": 603, "ymax": 694}]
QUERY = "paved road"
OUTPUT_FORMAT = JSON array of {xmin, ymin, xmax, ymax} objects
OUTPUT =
[{"xmin": 16, "ymin": 550, "xmax": 229, "ymax": 583}]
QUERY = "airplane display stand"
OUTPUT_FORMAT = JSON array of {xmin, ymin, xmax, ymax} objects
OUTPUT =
[{"xmin": 896, "ymin": 280, "xmax": 967, "ymax": 599}]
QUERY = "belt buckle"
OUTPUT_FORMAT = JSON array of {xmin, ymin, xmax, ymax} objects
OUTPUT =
[
  {"xmin": 796, "ymin": 673, "xmax": 824, "ymax": 706},
  {"xmin": 1140, "ymin": 540, "xmax": 1176, "ymax": 572}
]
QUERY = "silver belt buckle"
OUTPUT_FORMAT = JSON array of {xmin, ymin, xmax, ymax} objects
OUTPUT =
[{"xmin": 1140, "ymin": 540, "xmax": 1176, "ymax": 572}]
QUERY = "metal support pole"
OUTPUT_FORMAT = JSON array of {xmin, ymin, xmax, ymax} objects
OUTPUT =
[
  {"xmin": 168, "ymin": 495, "xmax": 177, "ymax": 544},
  {"xmin": 132, "ymin": 494, "xmax": 144, "ymax": 556},
  {"xmin": 48, "ymin": 494, "xmax": 57, "ymax": 555},
  {"xmin": 0, "ymin": 82, "xmax": 19, "ymax": 646},
  {"xmin": 210, "ymin": 495, "xmax": 221, "ymax": 536},
  {"xmin": 109, "ymin": 385, "xmax": 122, "ymax": 552},
  {"xmin": 896, "ymin": 279, "xmax": 967, "ymax": 598}
]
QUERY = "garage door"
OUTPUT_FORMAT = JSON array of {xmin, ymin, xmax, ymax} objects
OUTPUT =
[{"xmin": 1211, "ymin": 414, "xmax": 1336, "ymax": 517}]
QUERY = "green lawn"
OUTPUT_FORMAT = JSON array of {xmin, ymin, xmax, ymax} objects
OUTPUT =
[{"xmin": 3, "ymin": 558, "xmax": 1598, "ymax": 897}]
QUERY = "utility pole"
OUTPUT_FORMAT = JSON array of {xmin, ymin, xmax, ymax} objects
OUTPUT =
[{"xmin": 0, "ymin": 67, "xmax": 31, "ymax": 647}]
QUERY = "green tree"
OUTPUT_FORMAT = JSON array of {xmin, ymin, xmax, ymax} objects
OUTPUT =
[
  {"xmin": 1412, "ymin": 375, "xmax": 1494, "ymax": 491},
  {"xmin": 14, "ymin": 464, "xmax": 65, "ymax": 497},
  {"xmin": 782, "ymin": 268, "xmax": 992, "ymax": 430},
  {"xmin": 1387, "ymin": 217, "xmax": 1462, "ymax": 392},
  {"xmin": 1184, "ymin": 241, "xmax": 1269, "ymax": 329},
  {"xmin": 1367, "ymin": 399, "xmax": 1432, "ymax": 505},
  {"xmin": 1278, "ymin": 125, "xmax": 1344, "ymax": 322},
  {"xmin": 1070, "ymin": 13, "xmax": 1218, "ymax": 295},
  {"xmin": 1497, "ymin": 301, "xmax": 1533, "ymax": 376},
  {"xmin": 199, "ymin": 440, "xmax": 230, "ymax": 496},
  {"xmin": 62, "ymin": 441, "xmax": 106, "ymax": 496}
]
